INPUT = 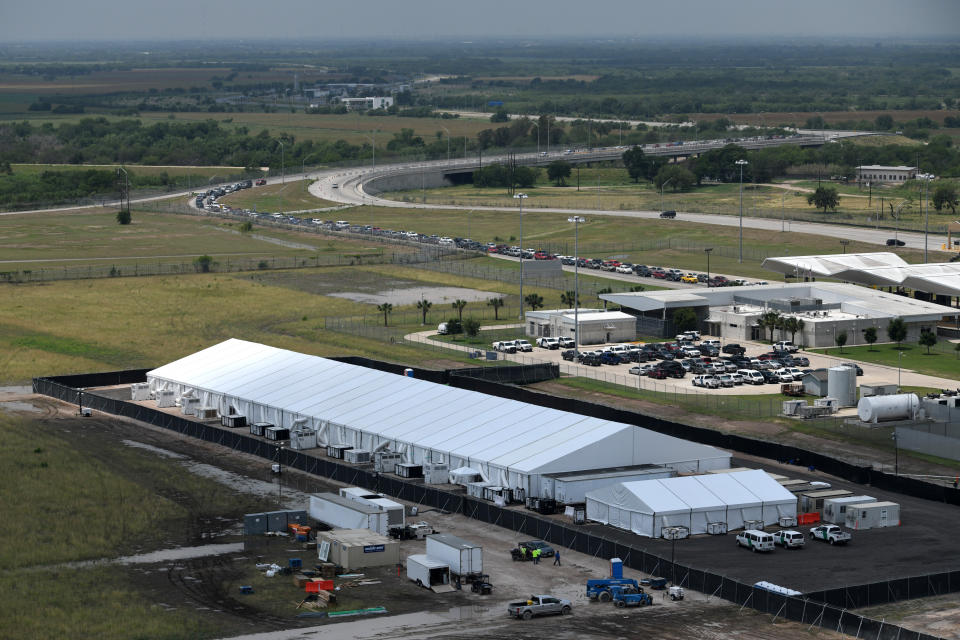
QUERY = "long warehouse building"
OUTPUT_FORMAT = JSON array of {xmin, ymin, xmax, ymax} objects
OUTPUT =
[{"xmin": 146, "ymin": 339, "xmax": 730, "ymax": 497}]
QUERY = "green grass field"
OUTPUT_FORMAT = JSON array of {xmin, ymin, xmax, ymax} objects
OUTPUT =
[
  {"xmin": 219, "ymin": 179, "xmax": 338, "ymax": 212},
  {"xmin": 812, "ymin": 341, "xmax": 960, "ymax": 380},
  {"xmin": 11, "ymin": 163, "xmax": 246, "ymax": 179}
]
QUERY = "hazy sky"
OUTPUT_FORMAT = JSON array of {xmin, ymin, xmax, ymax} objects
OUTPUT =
[{"xmin": 1, "ymin": 0, "xmax": 958, "ymax": 42}]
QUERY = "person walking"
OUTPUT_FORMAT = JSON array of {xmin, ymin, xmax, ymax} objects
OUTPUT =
[
  {"xmin": 532, "ymin": 548, "xmax": 540, "ymax": 565},
  {"xmin": 553, "ymin": 550, "xmax": 561, "ymax": 566}
]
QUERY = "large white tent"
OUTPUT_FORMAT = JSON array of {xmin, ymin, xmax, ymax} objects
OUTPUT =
[
  {"xmin": 147, "ymin": 339, "xmax": 730, "ymax": 497},
  {"xmin": 585, "ymin": 470, "xmax": 796, "ymax": 537}
]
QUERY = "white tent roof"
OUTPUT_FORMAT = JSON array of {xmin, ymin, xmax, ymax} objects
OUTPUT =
[
  {"xmin": 148, "ymin": 339, "xmax": 729, "ymax": 476},
  {"xmin": 587, "ymin": 470, "xmax": 796, "ymax": 516}
]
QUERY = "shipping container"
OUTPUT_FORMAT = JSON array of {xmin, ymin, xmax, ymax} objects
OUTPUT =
[
  {"xmin": 309, "ymin": 493, "xmax": 389, "ymax": 536},
  {"xmin": 426, "ymin": 533, "xmax": 482, "ymax": 578},
  {"xmin": 845, "ymin": 501, "xmax": 900, "ymax": 530},
  {"xmin": 407, "ymin": 554, "xmax": 451, "ymax": 591}
]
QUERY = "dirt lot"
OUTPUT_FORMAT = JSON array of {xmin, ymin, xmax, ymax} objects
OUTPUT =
[{"xmin": 3, "ymin": 391, "xmax": 844, "ymax": 639}]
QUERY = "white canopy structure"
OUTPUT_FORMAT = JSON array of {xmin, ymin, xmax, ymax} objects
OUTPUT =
[
  {"xmin": 147, "ymin": 339, "xmax": 730, "ymax": 497},
  {"xmin": 585, "ymin": 470, "xmax": 796, "ymax": 537}
]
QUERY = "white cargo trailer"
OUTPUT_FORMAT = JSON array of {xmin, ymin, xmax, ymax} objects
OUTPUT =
[
  {"xmin": 308, "ymin": 493, "xmax": 389, "ymax": 536},
  {"xmin": 426, "ymin": 533, "xmax": 482, "ymax": 578},
  {"xmin": 845, "ymin": 501, "xmax": 900, "ymax": 530},
  {"xmin": 406, "ymin": 554, "xmax": 452, "ymax": 592},
  {"xmin": 367, "ymin": 497, "xmax": 405, "ymax": 529},
  {"xmin": 340, "ymin": 486, "xmax": 381, "ymax": 501}
]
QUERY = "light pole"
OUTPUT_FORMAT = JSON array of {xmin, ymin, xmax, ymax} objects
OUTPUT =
[
  {"xmin": 704, "ymin": 248, "xmax": 713, "ymax": 287},
  {"xmin": 781, "ymin": 192, "xmax": 786, "ymax": 232},
  {"xmin": 919, "ymin": 173, "xmax": 933, "ymax": 262},
  {"xmin": 515, "ymin": 193, "xmax": 528, "ymax": 319},
  {"xmin": 736, "ymin": 159, "xmax": 749, "ymax": 263},
  {"xmin": 440, "ymin": 125, "xmax": 451, "ymax": 161},
  {"xmin": 278, "ymin": 141, "xmax": 285, "ymax": 185},
  {"xmin": 898, "ymin": 350, "xmax": 903, "ymax": 389},
  {"xmin": 569, "ymin": 216, "xmax": 585, "ymax": 359},
  {"xmin": 659, "ymin": 177, "xmax": 674, "ymax": 214}
]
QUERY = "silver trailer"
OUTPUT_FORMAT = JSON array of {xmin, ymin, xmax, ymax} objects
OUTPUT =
[
  {"xmin": 309, "ymin": 493, "xmax": 389, "ymax": 536},
  {"xmin": 426, "ymin": 533, "xmax": 482, "ymax": 578},
  {"xmin": 406, "ymin": 554, "xmax": 452, "ymax": 592}
]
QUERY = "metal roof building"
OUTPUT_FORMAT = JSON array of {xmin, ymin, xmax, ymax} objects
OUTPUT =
[{"xmin": 147, "ymin": 339, "xmax": 730, "ymax": 495}]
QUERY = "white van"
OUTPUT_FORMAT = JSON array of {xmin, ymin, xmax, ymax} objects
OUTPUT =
[
  {"xmin": 736, "ymin": 529, "xmax": 775, "ymax": 552},
  {"xmin": 437, "ymin": 323, "xmax": 449, "ymax": 335},
  {"xmin": 738, "ymin": 369, "xmax": 765, "ymax": 385}
]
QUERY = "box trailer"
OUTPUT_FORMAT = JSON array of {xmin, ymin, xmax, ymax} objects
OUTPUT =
[
  {"xmin": 309, "ymin": 493, "xmax": 389, "ymax": 536},
  {"xmin": 367, "ymin": 497, "xmax": 405, "ymax": 529},
  {"xmin": 845, "ymin": 501, "xmax": 900, "ymax": 530},
  {"xmin": 426, "ymin": 533, "xmax": 482, "ymax": 579},
  {"xmin": 800, "ymin": 490, "xmax": 852, "ymax": 515},
  {"xmin": 822, "ymin": 495, "xmax": 876, "ymax": 523},
  {"xmin": 407, "ymin": 554, "xmax": 452, "ymax": 592}
]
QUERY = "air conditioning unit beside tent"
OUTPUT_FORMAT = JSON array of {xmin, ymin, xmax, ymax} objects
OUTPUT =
[
  {"xmin": 782, "ymin": 400, "xmax": 806, "ymax": 416},
  {"xmin": 423, "ymin": 463, "xmax": 449, "ymax": 484},
  {"xmin": 130, "ymin": 383, "xmax": 151, "ymax": 401},
  {"xmin": 374, "ymin": 451, "xmax": 402, "ymax": 473},
  {"xmin": 156, "ymin": 390, "xmax": 176, "ymax": 408},
  {"xmin": 344, "ymin": 449, "xmax": 372, "ymax": 464},
  {"xmin": 327, "ymin": 444, "xmax": 353, "ymax": 459},
  {"xmin": 290, "ymin": 429, "xmax": 318, "ymax": 450},
  {"xmin": 196, "ymin": 406, "xmax": 218, "ymax": 420},
  {"xmin": 180, "ymin": 396, "xmax": 201, "ymax": 416}
]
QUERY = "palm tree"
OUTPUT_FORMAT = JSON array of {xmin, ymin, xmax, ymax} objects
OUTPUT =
[
  {"xmin": 560, "ymin": 290, "xmax": 577, "ymax": 308},
  {"xmin": 452, "ymin": 299, "xmax": 467, "ymax": 322},
  {"xmin": 377, "ymin": 302, "xmax": 393, "ymax": 327},
  {"xmin": 796, "ymin": 318, "xmax": 805, "ymax": 348},
  {"xmin": 759, "ymin": 311, "xmax": 781, "ymax": 343},
  {"xmin": 416, "ymin": 299, "xmax": 432, "ymax": 325},
  {"xmin": 525, "ymin": 293, "xmax": 544, "ymax": 312},
  {"xmin": 487, "ymin": 297, "xmax": 504, "ymax": 320},
  {"xmin": 783, "ymin": 317, "xmax": 799, "ymax": 344}
]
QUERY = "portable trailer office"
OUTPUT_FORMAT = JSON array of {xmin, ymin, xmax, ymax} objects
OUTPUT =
[
  {"xmin": 426, "ymin": 533, "xmax": 482, "ymax": 579},
  {"xmin": 800, "ymin": 490, "xmax": 853, "ymax": 515},
  {"xmin": 539, "ymin": 464, "xmax": 674, "ymax": 504},
  {"xmin": 317, "ymin": 529, "xmax": 399, "ymax": 571},
  {"xmin": 845, "ymin": 501, "xmax": 900, "ymax": 530},
  {"xmin": 309, "ymin": 493, "xmax": 389, "ymax": 536},
  {"xmin": 823, "ymin": 495, "xmax": 876, "ymax": 523}
]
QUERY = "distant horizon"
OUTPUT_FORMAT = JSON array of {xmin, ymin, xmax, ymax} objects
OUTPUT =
[{"xmin": 2, "ymin": 0, "xmax": 958, "ymax": 43}]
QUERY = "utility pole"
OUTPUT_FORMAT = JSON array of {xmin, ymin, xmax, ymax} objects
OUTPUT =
[
  {"xmin": 514, "ymin": 193, "xmax": 528, "ymax": 319},
  {"xmin": 736, "ymin": 159, "xmax": 749, "ymax": 263}
]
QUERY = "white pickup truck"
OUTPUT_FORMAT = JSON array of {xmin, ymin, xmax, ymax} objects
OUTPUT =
[
  {"xmin": 507, "ymin": 595, "xmax": 572, "ymax": 620},
  {"xmin": 492, "ymin": 340, "xmax": 518, "ymax": 353},
  {"xmin": 537, "ymin": 337, "xmax": 560, "ymax": 349},
  {"xmin": 810, "ymin": 524, "xmax": 852, "ymax": 545}
]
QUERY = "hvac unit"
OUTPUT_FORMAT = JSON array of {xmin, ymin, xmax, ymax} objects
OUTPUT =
[
  {"xmin": 180, "ymin": 397, "xmax": 201, "ymax": 416},
  {"xmin": 265, "ymin": 426, "xmax": 290, "ymax": 441},
  {"xmin": 130, "ymin": 383, "xmax": 151, "ymax": 401},
  {"xmin": 395, "ymin": 463, "xmax": 423, "ymax": 478},
  {"xmin": 814, "ymin": 397, "xmax": 839, "ymax": 413},
  {"xmin": 778, "ymin": 515, "xmax": 798, "ymax": 528},
  {"xmin": 221, "ymin": 414, "xmax": 247, "ymax": 428},
  {"xmin": 782, "ymin": 400, "xmax": 806, "ymax": 416},
  {"xmin": 344, "ymin": 449, "xmax": 372, "ymax": 464},
  {"xmin": 423, "ymin": 463, "xmax": 449, "ymax": 484},
  {"xmin": 289, "ymin": 429, "xmax": 318, "ymax": 450},
  {"xmin": 291, "ymin": 417, "xmax": 309, "ymax": 431},
  {"xmin": 250, "ymin": 421, "xmax": 271, "ymax": 437},
  {"xmin": 706, "ymin": 522, "xmax": 728, "ymax": 535},
  {"xmin": 743, "ymin": 519, "xmax": 764, "ymax": 531},
  {"xmin": 374, "ymin": 452, "xmax": 403, "ymax": 473},
  {"xmin": 156, "ymin": 390, "xmax": 176, "ymax": 408},
  {"xmin": 196, "ymin": 406, "xmax": 218, "ymax": 420},
  {"xmin": 327, "ymin": 444, "xmax": 353, "ymax": 459},
  {"xmin": 466, "ymin": 482, "xmax": 490, "ymax": 499},
  {"xmin": 662, "ymin": 526, "xmax": 690, "ymax": 540}
]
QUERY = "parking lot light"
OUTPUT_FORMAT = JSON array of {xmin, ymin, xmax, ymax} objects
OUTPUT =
[{"xmin": 514, "ymin": 193, "xmax": 528, "ymax": 319}]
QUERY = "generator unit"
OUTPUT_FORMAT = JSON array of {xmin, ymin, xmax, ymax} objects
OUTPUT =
[
  {"xmin": 327, "ymin": 444, "xmax": 353, "ymax": 459},
  {"xmin": 250, "ymin": 421, "xmax": 272, "ymax": 437},
  {"xmin": 130, "ymin": 383, "xmax": 152, "ymax": 401},
  {"xmin": 156, "ymin": 390, "xmax": 176, "ymax": 408},
  {"xmin": 196, "ymin": 406, "xmax": 218, "ymax": 420},
  {"xmin": 344, "ymin": 449, "xmax": 372, "ymax": 464},
  {"xmin": 395, "ymin": 463, "xmax": 423, "ymax": 478},
  {"xmin": 423, "ymin": 462, "xmax": 449, "ymax": 484},
  {"xmin": 374, "ymin": 451, "xmax": 403, "ymax": 473},
  {"xmin": 265, "ymin": 426, "xmax": 290, "ymax": 441},
  {"xmin": 221, "ymin": 414, "xmax": 247, "ymax": 428}
]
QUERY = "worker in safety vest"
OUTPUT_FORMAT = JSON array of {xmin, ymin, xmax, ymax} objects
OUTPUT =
[
  {"xmin": 519, "ymin": 545, "xmax": 527, "ymax": 561},
  {"xmin": 532, "ymin": 548, "xmax": 541, "ymax": 564}
]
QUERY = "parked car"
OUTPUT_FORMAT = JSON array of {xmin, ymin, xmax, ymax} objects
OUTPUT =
[
  {"xmin": 493, "ymin": 340, "xmax": 517, "ymax": 353},
  {"xmin": 722, "ymin": 343, "xmax": 746, "ymax": 356},
  {"xmin": 508, "ymin": 594, "xmax": 571, "ymax": 620},
  {"xmin": 839, "ymin": 362, "xmax": 864, "ymax": 376},
  {"xmin": 739, "ymin": 369, "xmax": 765, "ymax": 385},
  {"xmin": 774, "ymin": 340, "xmax": 799, "ymax": 353},
  {"xmin": 681, "ymin": 275, "xmax": 698, "ymax": 284},
  {"xmin": 717, "ymin": 374, "xmax": 735, "ymax": 387},
  {"xmin": 515, "ymin": 340, "xmax": 533, "ymax": 352},
  {"xmin": 736, "ymin": 529, "xmax": 775, "ymax": 552},
  {"xmin": 561, "ymin": 349, "xmax": 579, "ymax": 361},
  {"xmin": 255, "ymin": 178, "xmax": 267, "ymax": 186},
  {"xmin": 886, "ymin": 238, "xmax": 906, "ymax": 246},
  {"xmin": 773, "ymin": 530, "xmax": 806, "ymax": 549},
  {"xmin": 659, "ymin": 210, "xmax": 677, "ymax": 218},
  {"xmin": 599, "ymin": 351, "xmax": 623, "ymax": 365},
  {"xmin": 557, "ymin": 337, "xmax": 575, "ymax": 348}
]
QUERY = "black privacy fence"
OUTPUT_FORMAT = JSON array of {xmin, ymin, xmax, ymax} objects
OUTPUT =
[{"xmin": 32, "ymin": 369, "xmax": 954, "ymax": 640}]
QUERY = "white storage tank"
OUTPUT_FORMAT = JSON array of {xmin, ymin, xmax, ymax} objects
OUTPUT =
[
  {"xmin": 827, "ymin": 366, "xmax": 857, "ymax": 407},
  {"xmin": 857, "ymin": 394, "xmax": 920, "ymax": 423}
]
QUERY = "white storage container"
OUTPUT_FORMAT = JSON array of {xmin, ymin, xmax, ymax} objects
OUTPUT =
[
  {"xmin": 340, "ymin": 486, "xmax": 381, "ymax": 501},
  {"xmin": 706, "ymin": 522, "xmax": 728, "ymax": 535},
  {"xmin": 426, "ymin": 533, "xmax": 482, "ymax": 578},
  {"xmin": 308, "ymin": 493, "xmax": 389, "ymax": 536}
]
